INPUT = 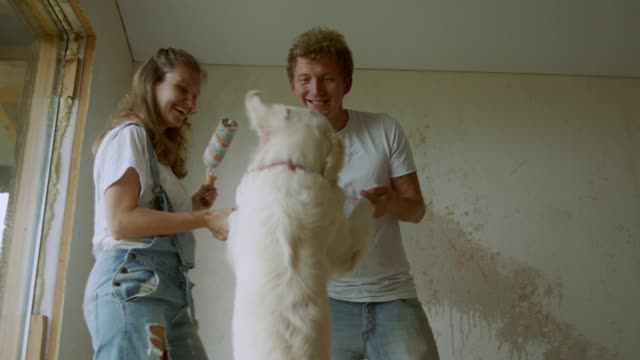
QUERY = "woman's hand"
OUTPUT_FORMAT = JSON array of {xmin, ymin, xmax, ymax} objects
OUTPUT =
[
  {"xmin": 203, "ymin": 208, "xmax": 234, "ymax": 240},
  {"xmin": 192, "ymin": 183, "xmax": 217, "ymax": 210}
]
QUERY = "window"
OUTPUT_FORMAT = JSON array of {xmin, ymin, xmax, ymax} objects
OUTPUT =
[{"xmin": 0, "ymin": 1, "xmax": 94, "ymax": 358}]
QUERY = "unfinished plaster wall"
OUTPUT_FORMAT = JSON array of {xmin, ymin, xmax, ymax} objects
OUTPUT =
[
  {"xmin": 184, "ymin": 65, "xmax": 639, "ymax": 360},
  {"xmin": 57, "ymin": 0, "xmax": 133, "ymax": 358},
  {"xmin": 356, "ymin": 71, "xmax": 640, "ymax": 360}
]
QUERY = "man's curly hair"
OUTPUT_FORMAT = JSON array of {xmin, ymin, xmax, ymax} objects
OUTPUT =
[{"xmin": 287, "ymin": 27, "xmax": 353, "ymax": 82}]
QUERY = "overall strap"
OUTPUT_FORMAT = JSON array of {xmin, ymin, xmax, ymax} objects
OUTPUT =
[
  {"xmin": 124, "ymin": 122, "xmax": 175, "ymax": 213},
  {"xmin": 124, "ymin": 122, "xmax": 197, "ymax": 317},
  {"xmin": 122, "ymin": 123, "xmax": 198, "ymax": 315}
]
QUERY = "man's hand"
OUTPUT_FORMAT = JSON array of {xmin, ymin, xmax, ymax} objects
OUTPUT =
[
  {"xmin": 359, "ymin": 172, "xmax": 427, "ymax": 223},
  {"xmin": 360, "ymin": 185, "xmax": 395, "ymax": 218}
]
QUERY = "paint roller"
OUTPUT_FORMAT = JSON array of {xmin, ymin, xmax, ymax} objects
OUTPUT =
[{"xmin": 202, "ymin": 117, "xmax": 238, "ymax": 185}]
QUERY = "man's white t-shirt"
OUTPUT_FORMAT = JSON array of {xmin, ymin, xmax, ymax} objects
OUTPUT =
[
  {"xmin": 328, "ymin": 110, "xmax": 419, "ymax": 302},
  {"xmin": 92, "ymin": 123, "xmax": 191, "ymax": 255}
]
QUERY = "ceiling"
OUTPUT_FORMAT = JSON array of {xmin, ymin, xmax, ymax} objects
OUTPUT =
[{"xmin": 118, "ymin": 0, "xmax": 640, "ymax": 77}]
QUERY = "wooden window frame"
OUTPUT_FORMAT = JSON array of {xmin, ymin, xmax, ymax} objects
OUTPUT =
[{"xmin": 0, "ymin": 1, "xmax": 94, "ymax": 359}]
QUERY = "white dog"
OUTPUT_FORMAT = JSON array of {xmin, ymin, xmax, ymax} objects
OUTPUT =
[{"xmin": 226, "ymin": 91, "xmax": 373, "ymax": 360}]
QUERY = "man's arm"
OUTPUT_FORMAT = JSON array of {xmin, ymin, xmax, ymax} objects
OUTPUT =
[{"xmin": 360, "ymin": 171, "xmax": 427, "ymax": 223}]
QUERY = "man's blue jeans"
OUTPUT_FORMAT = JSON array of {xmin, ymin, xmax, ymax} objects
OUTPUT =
[{"xmin": 330, "ymin": 298, "xmax": 439, "ymax": 360}]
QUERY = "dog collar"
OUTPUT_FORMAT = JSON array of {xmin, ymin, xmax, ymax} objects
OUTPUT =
[{"xmin": 255, "ymin": 160, "xmax": 309, "ymax": 173}]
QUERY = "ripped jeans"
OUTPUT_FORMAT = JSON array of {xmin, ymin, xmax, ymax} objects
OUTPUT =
[{"xmin": 83, "ymin": 237, "xmax": 207, "ymax": 360}]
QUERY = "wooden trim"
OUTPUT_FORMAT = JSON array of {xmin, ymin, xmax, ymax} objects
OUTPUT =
[
  {"xmin": 26, "ymin": 314, "xmax": 48, "ymax": 360},
  {"xmin": 0, "ymin": 35, "xmax": 60, "ymax": 360},
  {"xmin": 66, "ymin": 0, "xmax": 95, "ymax": 36},
  {"xmin": 18, "ymin": 0, "xmax": 60, "ymax": 36},
  {"xmin": 1, "ymin": 1, "xmax": 96, "ymax": 358},
  {"xmin": 46, "ymin": 35, "xmax": 95, "ymax": 360}
]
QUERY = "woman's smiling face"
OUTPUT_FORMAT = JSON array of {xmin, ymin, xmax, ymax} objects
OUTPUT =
[{"xmin": 154, "ymin": 64, "xmax": 201, "ymax": 129}]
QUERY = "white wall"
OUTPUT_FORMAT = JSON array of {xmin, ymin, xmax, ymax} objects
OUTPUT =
[
  {"xmin": 57, "ymin": 0, "xmax": 132, "ymax": 358},
  {"xmin": 57, "ymin": 50, "xmax": 638, "ymax": 357},
  {"xmin": 183, "ymin": 65, "xmax": 639, "ymax": 360}
]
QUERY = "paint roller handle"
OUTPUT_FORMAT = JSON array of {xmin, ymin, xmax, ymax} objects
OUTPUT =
[
  {"xmin": 206, "ymin": 174, "xmax": 217, "ymax": 185},
  {"xmin": 202, "ymin": 118, "xmax": 238, "ymax": 186}
]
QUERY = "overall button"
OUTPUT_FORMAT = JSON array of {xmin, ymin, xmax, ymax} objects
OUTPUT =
[
  {"xmin": 129, "ymin": 252, "xmax": 137, "ymax": 260},
  {"xmin": 120, "ymin": 268, "xmax": 128, "ymax": 274},
  {"xmin": 113, "ymin": 281, "xmax": 121, "ymax": 287}
]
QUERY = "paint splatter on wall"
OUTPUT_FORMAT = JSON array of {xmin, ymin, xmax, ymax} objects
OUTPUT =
[{"xmin": 401, "ymin": 123, "xmax": 623, "ymax": 359}]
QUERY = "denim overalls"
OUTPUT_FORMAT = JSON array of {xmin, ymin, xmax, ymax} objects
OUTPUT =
[{"xmin": 83, "ymin": 124, "xmax": 208, "ymax": 359}]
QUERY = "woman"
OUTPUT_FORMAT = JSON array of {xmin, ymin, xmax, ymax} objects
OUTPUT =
[{"xmin": 83, "ymin": 48, "xmax": 229, "ymax": 359}]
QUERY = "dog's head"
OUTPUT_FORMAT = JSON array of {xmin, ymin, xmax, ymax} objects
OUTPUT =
[{"xmin": 245, "ymin": 91, "xmax": 344, "ymax": 183}]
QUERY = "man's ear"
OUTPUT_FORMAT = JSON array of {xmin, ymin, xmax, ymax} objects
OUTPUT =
[{"xmin": 344, "ymin": 77, "xmax": 353, "ymax": 96}]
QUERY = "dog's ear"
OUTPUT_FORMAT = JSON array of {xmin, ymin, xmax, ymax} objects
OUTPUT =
[
  {"xmin": 245, "ymin": 90, "xmax": 288, "ymax": 138},
  {"xmin": 324, "ymin": 132, "xmax": 344, "ymax": 183},
  {"xmin": 245, "ymin": 90, "xmax": 266, "ymax": 134}
]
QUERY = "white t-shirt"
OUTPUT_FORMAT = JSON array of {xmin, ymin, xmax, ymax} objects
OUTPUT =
[
  {"xmin": 328, "ymin": 110, "xmax": 419, "ymax": 302},
  {"xmin": 91, "ymin": 123, "xmax": 191, "ymax": 255}
]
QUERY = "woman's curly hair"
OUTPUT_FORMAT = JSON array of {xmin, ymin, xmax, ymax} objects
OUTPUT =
[{"xmin": 94, "ymin": 48, "xmax": 206, "ymax": 179}]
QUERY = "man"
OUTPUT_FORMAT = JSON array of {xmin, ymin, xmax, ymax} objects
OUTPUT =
[{"xmin": 287, "ymin": 27, "xmax": 440, "ymax": 359}]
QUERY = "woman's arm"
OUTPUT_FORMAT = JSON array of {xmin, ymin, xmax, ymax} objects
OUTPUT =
[{"xmin": 105, "ymin": 167, "xmax": 231, "ymax": 240}]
